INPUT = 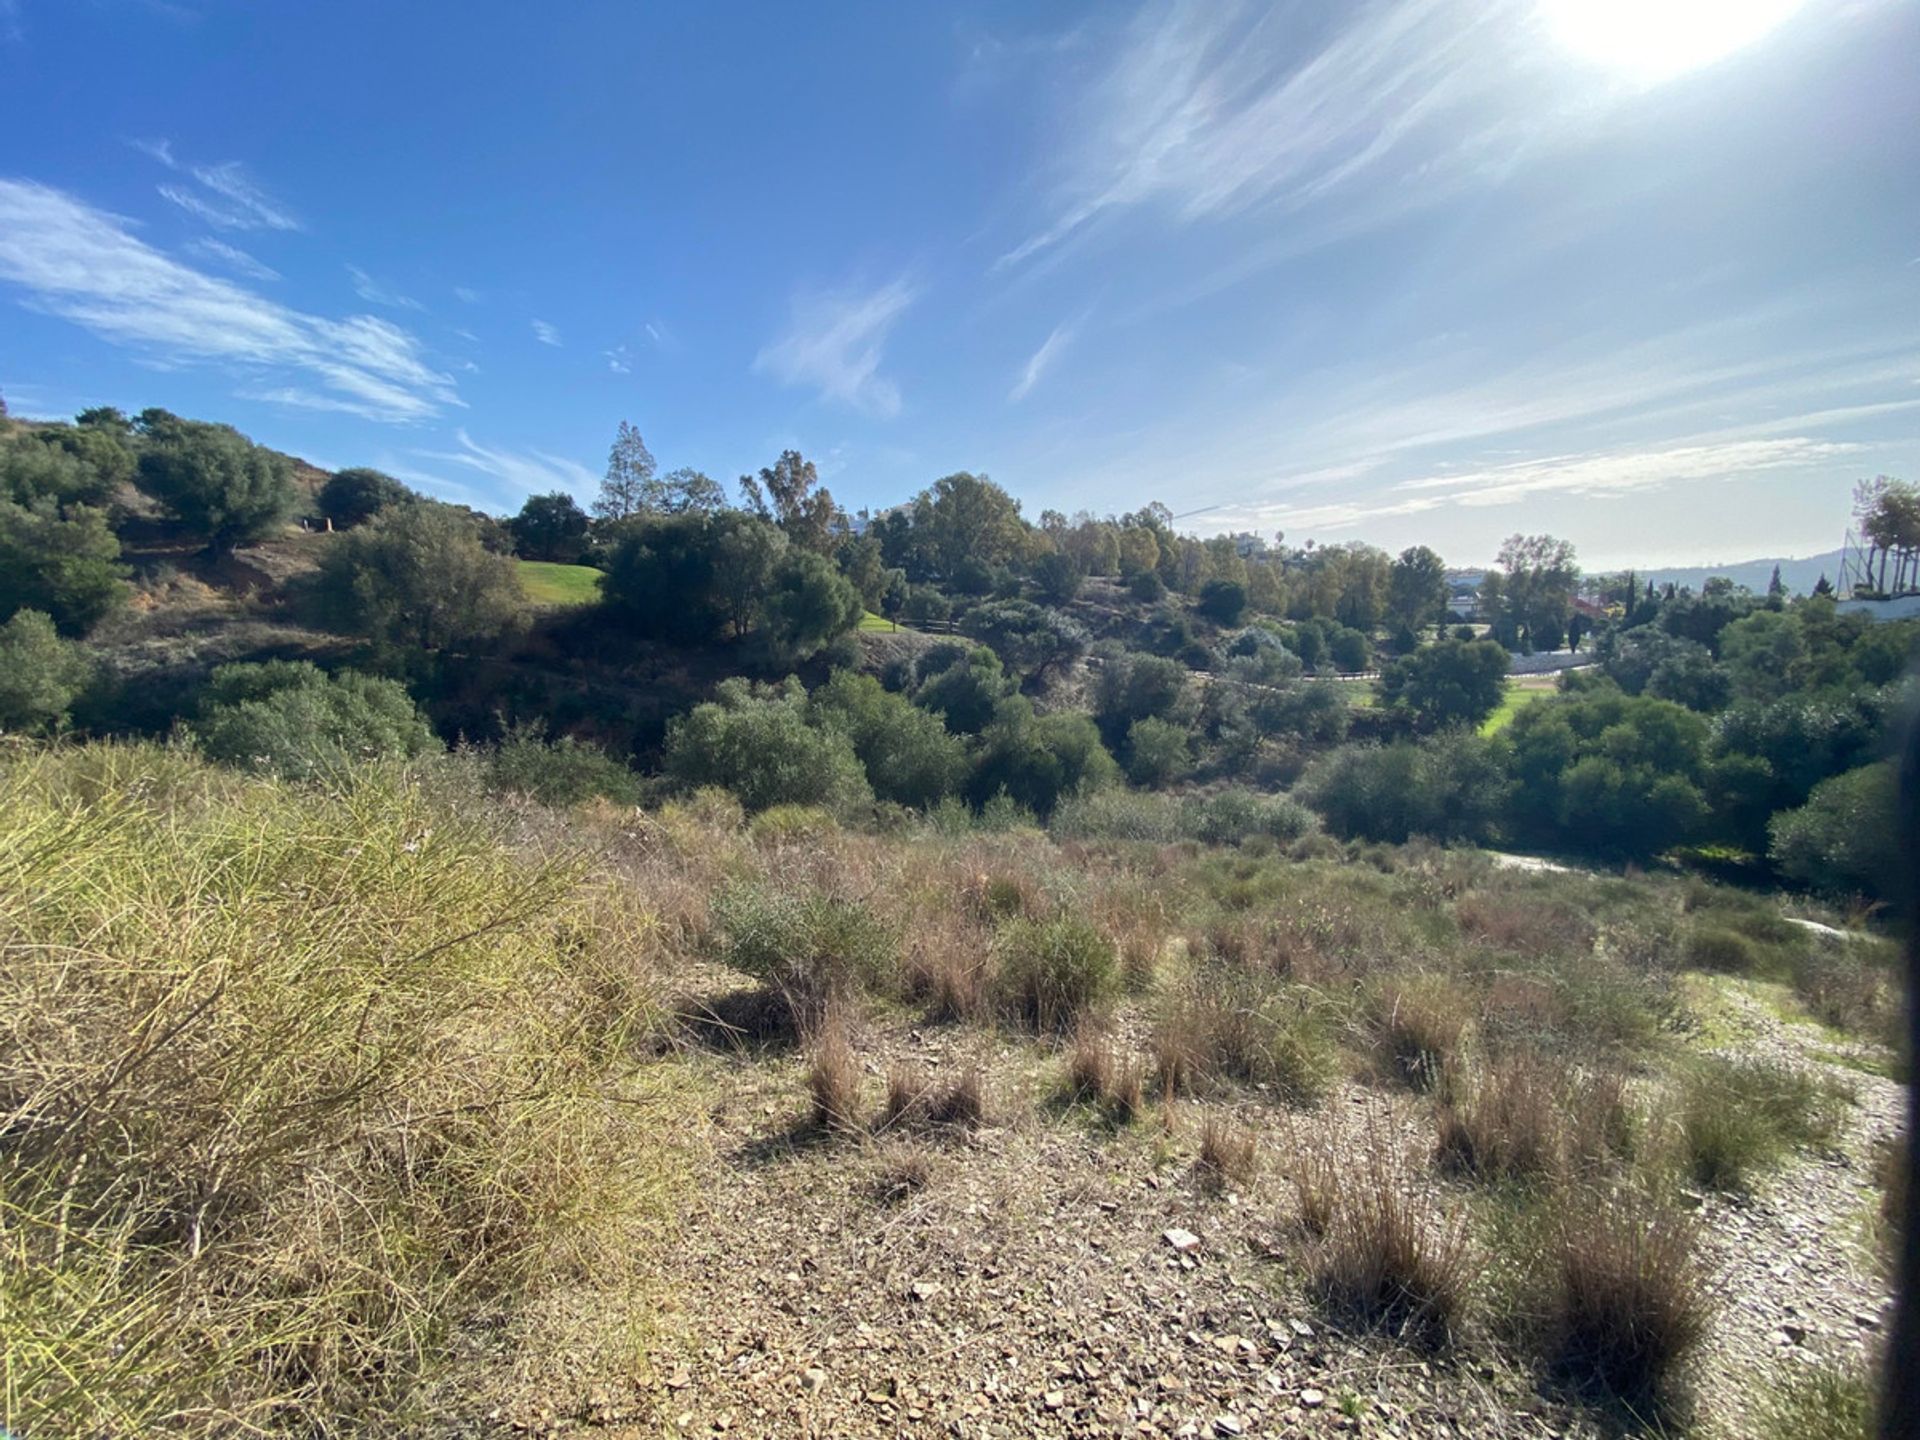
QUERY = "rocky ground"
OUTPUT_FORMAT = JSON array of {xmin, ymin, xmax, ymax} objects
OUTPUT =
[{"xmin": 460, "ymin": 954, "xmax": 1901, "ymax": 1440}]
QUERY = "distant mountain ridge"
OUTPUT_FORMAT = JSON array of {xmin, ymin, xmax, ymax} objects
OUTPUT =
[{"xmin": 1634, "ymin": 549, "xmax": 1845, "ymax": 597}]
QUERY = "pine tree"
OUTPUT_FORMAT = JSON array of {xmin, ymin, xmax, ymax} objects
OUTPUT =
[{"xmin": 594, "ymin": 420, "xmax": 656, "ymax": 522}]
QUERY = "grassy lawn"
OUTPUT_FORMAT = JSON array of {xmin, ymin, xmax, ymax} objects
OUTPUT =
[
  {"xmin": 1480, "ymin": 681, "xmax": 1550, "ymax": 735},
  {"xmin": 857, "ymin": 610, "xmax": 898, "ymax": 631},
  {"xmin": 515, "ymin": 561, "xmax": 604, "ymax": 607}
]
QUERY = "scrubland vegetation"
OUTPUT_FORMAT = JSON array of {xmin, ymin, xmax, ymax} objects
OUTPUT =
[{"xmin": 0, "ymin": 397, "xmax": 1908, "ymax": 1434}]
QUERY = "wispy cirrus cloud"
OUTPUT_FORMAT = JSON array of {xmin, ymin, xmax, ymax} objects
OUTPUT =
[
  {"xmin": 409, "ymin": 428, "xmax": 597, "ymax": 507},
  {"xmin": 1009, "ymin": 318, "xmax": 1077, "ymax": 401},
  {"xmin": 1001, "ymin": 0, "xmax": 1578, "ymax": 269},
  {"xmin": 1215, "ymin": 435, "xmax": 1865, "ymax": 536},
  {"xmin": 347, "ymin": 264, "xmax": 423, "ymax": 311},
  {"xmin": 130, "ymin": 136, "xmax": 177, "ymax": 169},
  {"xmin": 754, "ymin": 276, "xmax": 917, "ymax": 416},
  {"xmin": 0, "ymin": 178, "xmax": 457, "ymax": 422},
  {"xmin": 452, "ymin": 285, "xmax": 482, "ymax": 304},
  {"xmin": 184, "ymin": 237, "xmax": 278, "ymax": 281},
  {"xmin": 605, "ymin": 345, "xmax": 633, "ymax": 374},
  {"xmin": 531, "ymin": 318, "xmax": 562, "ymax": 347},
  {"xmin": 157, "ymin": 158, "xmax": 301, "ymax": 232}
]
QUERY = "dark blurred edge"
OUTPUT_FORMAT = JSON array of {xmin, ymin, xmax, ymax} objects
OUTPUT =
[{"xmin": 1887, "ymin": 695, "xmax": 1920, "ymax": 1438}]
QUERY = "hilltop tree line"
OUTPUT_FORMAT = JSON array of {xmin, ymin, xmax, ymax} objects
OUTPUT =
[{"xmin": 0, "ymin": 401, "xmax": 1908, "ymax": 903}]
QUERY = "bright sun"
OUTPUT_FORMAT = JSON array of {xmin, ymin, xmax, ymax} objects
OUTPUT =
[{"xmin": 1538, "ymin": 0, "xmax": 1806, "ymax": 81}]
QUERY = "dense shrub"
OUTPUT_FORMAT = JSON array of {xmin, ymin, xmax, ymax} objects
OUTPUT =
[
  {"xmin": 191, "ymin": 662, "xmax": 439, "ymax": 781},
  {"xmin": 1506, "ymin": 688, "xmax": 1712, "ymax": 859},
  {"xmin": 315, "ymin": 500, "xmax": 528, "ymax": 653},
  {"xmin": 316, "ymin": 467, "xmax": 411, "ymax": 528},
  {"xmin": 1125, "ymin": 715, "xmax": 1190, "ymax": 786},
  {"xmin": 1300, "ymin": 732, "xmax": 1508, "ymax": 844},
  {"xmin": 1769, "ymin": 762, "xmax": 1898, "ymax": 899},
  {"xmin": 136, "ymin": 415, "xmax": 296, "ymax": 554},
  {"xmin": 1, "ymin": 436, "xmax": 120, "ymax": 507},
  {"xmin": 0, "ymin": 609, "xmax": 92, "ymax": 733},
  {"xmin": 1681, "ymin": 926, "xmax": 1759, "ymax": 973},
  {"xmin": 0, "ymin": 499, "xmax": 130, "ymax": 633},
  {"xmin": 1196, "ymin": 578, "xmax": 1247, "ymax": 625},
  {"xmin": 913, "ymin": 644, "xmax": 1014, "ymax": 735},
  {"xmin": 1189, "ymin": 788, "xmax": 1318, "ymax": 845},
  {"xmin": 968, "ymin": 699, "xmax": 1118, "ymax": 817},
  {"xmin": 811, "ymin": 669, "xmax": 966, "ymax": 809},
  {"xmin": 995, "ymin": 915, "xmax": 1119, "ymax": 1031},
  {"xmin": 664, "ymin": 678, "xmax": 872, "ymax": 815},
  {"xmin": 483, "ymin": 723, "xmax": 642, "ymax": 807},
  {"xmin": 712, "ymin": 882, "xmax": 896, "ymax": 1026}
]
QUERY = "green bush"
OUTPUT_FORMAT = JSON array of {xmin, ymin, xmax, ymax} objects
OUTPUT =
[
  {"xmin": 995, "ymin": 915, "xmax": 1119, "ymax": 1032},
  {"xmin": 711, "ymin": 883, "xmax": 896, "ymax": 1024},
  {"xmin": 663, "ymin": 677, "xmax": 872, "ymax": 815},
  {"xmin": 484, "ymin": 723, "xmax": 641, "ymax": 807},
  {"xmin": 1050, "ymin": 789, "xmax": 1189, "ymax": 843},
  {"xmin": 1125, "ymin": 715, "xmax": 1190, "ymax": 786},
  {"xmin": 136, "ymin": 415, "xmax": 296, "ymax": 555},
  {"xmin": 1682, "ymin": 926, "xmax": 1758, "ymax": 973},
  {"xmin": 1769, "ymin": 762, "xmax": 1899, "ymax": 900},
  {"xmin": 314, "ymin": 500, "xmax": 528, "ymax": 653},
  {"xmin": 316, "ymin": 467, "xmax": 411, "ymax": 528},
  {"xmin": 0, "ymin": 609, "xmax": 92, "ymax": 733},
  {"xmin": 810, "ymin": 669, "xmax": 966, "ymax": 810},
  {"xmin": 1188, "ymin": 788, "xmax": 1318, "ymax": 845},
  {"xmin": 968, "ymin": 699, "xmax": 1118, "ymax": 817},
  {"xmin": 1678, "ymin": 1057, "xmax": 1846, "ymax": 1191},
  {"xmin": 0, "ymin": 499, "xmax": 130, "ymax": 634},
  {"xmin": 1, "ymin": 436, "xmax": 120, "ymax": 506},
  {"xmin": 1300, "ymin": 732, "xmax": 1508, "ymax": 844},
  {"xmin": 191, "ymin": 662, "xmax": 439, "ymax": 781}
]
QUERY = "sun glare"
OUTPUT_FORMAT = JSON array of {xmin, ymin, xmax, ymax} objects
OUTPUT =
[{"xmin": 1538, "ymin": 0, "xmax": 1806, "ymax": 82}]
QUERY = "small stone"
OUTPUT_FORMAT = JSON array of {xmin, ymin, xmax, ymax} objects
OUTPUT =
[
  {"xmin": 1289, "ymin": 1318, "xmax": 1314, "ymax": 1338},
  {"xmin": 1855, "ymin": 1311, "xmax": 1883, "ymax": 1331},
  {"xmin": 1163, "ymin": 1227, "xmax": 1202, "ymax": 1253},
  {"xmin": 1214, "ymin": 1417, "xmax": 1245, "ymax": 1437},
  {"xmin": 1300, "ymin": 1388, "xmax": 1326, "ymax": 1409},
  {"xmin": 912, "ymin": 1282, "xmax": 943, "ymax": 1302},
  {"xmin": 664, "ymin": 1368, "xmax": 692, "ymax": 1391},
  {"xmin": 1044, "ymin": 1390, "xmax": 1066, "ymax": 1410},
  {"xmin": 801, "ymin": 1368, "xmax": 828, "ymax": 1394}
]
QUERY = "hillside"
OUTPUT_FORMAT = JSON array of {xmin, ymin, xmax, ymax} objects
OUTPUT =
[{"xmin": 1637, "ymin": 548, "xmax": 1846, "ymax": 596}]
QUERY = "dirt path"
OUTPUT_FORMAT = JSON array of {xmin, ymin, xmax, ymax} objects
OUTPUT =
[{"xmin": 1684, "ymin": 981, "xmax": 1899, "ymax": 1438}]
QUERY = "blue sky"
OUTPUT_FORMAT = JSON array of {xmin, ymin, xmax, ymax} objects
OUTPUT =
[{"xmin": 1, "ymin": 0, "xmax": 1915, "ymax": 569}]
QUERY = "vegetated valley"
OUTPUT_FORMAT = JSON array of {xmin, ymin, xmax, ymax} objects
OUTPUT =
[{"xmin": 0, "ymin": 402, "xmax": 1908, "ymax": 1438}]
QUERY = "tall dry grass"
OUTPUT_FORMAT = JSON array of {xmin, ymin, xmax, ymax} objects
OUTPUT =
[{"xmin": 0, "ymin": 743, "xmax": 680, "ymax": 1435}]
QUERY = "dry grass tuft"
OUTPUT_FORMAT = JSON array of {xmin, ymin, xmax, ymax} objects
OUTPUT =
[
  {"xmin": 873, "ymin": 1146, "xmax": 934, "ymax": 1204},
  {"xmin": 1303, "ymin": 1131, "xmax": 1471, "ymax": 1348},
  {"xmin": 1521, "ymin": 1187, "xmax": 1707, "ymax": 1419},
  {"xmin": 1370, "ymin": 978, "xmax": 1469, "ymax": 1091},
  {"xmin": 1196, "ymin": 1113, "xmax": 1259, "ymax": 1190},
  {"xmin": 808, "ymin": 1014, "xmax": 864, "ymax": 1135},
  {"xmin": 902, "ymin": 916, "xmax": 992, "ymax": 1023},
  {"xmin": 881, "ymin": 1064, "xmax": 986, "ymax": 1133},
  {"xmin": 1433, "ymin": 1052, "xmax": 1567, "ymax": 1184},
  {"xmin": 1153, "ymin": 974, "xmax": 1333, "ymax": 1104}
]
